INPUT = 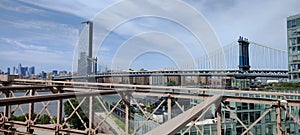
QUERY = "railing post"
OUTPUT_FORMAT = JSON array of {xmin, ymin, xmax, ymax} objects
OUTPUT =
[
  {"xmin": 28, "ymin": 89, "xmax": 35, "ymax": 133},
  {"xmin": 56, "ymin": 88, "xmax": 62, "ymax": 135},
  {"xmin": 88, "ymin": 94, "xmax": 94, "ymax": 134},
  {"xmin": 3, "ymin": 91, "xmax": 10, "ymax": 118},
  {"xmin": 2, "ymin": 91, "xmax": 10, "ymax": 134},
  {"xmin": 276, "ymin": 100, "xmax": 282, "ymax": 135},
  {"xmin": 124, "ymin": 93, "xmax": 131, "ymax": 134},
  {"xmin": 168, "ymin": 96, "xmax": 172, "ymax": 120},
  {"xmin": 217, "ymin": 104, "xmax": 222, "ymax": 135}
]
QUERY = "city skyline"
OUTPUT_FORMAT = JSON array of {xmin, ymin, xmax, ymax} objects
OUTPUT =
[
  {"xmin": 1, "ymin": 0, "xmax": 300, "ymax": 73},
  {"xmin": 0, "ymin": 63, "xmax": 60, "ymax": 76}
]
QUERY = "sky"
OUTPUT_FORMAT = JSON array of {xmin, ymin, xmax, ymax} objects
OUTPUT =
[{"xmin": 0, "ymin": 0, "xmax": 300, "ymax": 74}]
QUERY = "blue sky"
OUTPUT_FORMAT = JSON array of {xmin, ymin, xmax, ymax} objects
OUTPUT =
[{"xmin": 0, "ymin": 0, "xmax": 300, "ymax": 73}]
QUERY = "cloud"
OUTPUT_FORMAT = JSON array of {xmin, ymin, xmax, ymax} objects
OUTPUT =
[
  {"xmin": 0, "ymin": 50, "xmax": 66, "ymax": 63},
  {"xmin": 111, "ymin": 32, "xmax": 196, "ymax": 70},
  {"xmin": 1, "ymin": 0, "xmax": 298, "ymax": 72},
  {"xmin": 1, "ymin": 38, "xmax": 47, "ymax": 51},
  {"xmin": 0, "ymin": 19, "xmax": 79, "ymax": 48},
  {"xmin": 18, "ymin": 0, "xmax": 117, "ymax": 19},
  {"xmin": 0, "ymin": 1, "xmax": 80, "ymax": 72},
  {"xmin": 18, "ymin": 0, "xmax": 300, "ymax": 51},
  {"xmin": 0, "ymin": 0, "xmax": 46, "ymax": 14},
  {"xmin": 185, "ymin": 0, "xmax": 300, "ymax": 50}
]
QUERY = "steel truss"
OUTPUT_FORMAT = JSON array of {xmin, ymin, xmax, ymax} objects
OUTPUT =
[{"xmin": 1, "ymin": 80, "xmax": 300, "ymax": 135}]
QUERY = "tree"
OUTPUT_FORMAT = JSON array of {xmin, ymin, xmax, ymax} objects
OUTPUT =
[
  {"xmin": 37, "ymin": 114, "xmax": 50, "ymax": 124},
  {"xmin": 11, "ymin": 113, "xmax": 53, "ymax": 124},
  {"xmin": 51, "ymin": 116, "xmax": 57, "ymax": 124},
  {"xmin": 167, "ymin": 80, "xmax": 176, "ymax": 86},
  {"xmin": 64, "ymin": 99, "xmax": 89, "ymax": 129}
]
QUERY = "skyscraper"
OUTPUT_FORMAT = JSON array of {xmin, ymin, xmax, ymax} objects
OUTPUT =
[
  {"xmin": 21, "ymin": 67, "xmax": 28, "ymax": 76},
  {"xmin": 52, "ymin": 70, "xmax": 58, "ymax": 76},
  {"xmin": 41, "ymin": 71, "xmax": 47, "ymax": 79},
  {"xmin": 287, "ymin": 14, "xmax": 300, "ymax": 81},
  {"xmin": 13, "ymin": 66, "xmax": 16, "ymax": 74},
  {"xmin": 78, "ymin": 52, "xmax": 88, "ymax": 75},
  {"xmin": 7, "ymin": 67, "xmax": 10, "ymax": 75},
  {"xmin": 29, "ymin": 66, "xmax": 35, "ymax": 76},
  {"xmin": 18, "ymin": 63, "xmax": 22, "ymax": 75}
]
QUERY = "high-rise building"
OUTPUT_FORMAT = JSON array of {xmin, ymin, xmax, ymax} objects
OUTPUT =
[
  {"xmin": 59, "ymin": 71, "xmax": 67, "ymax": 75},
  {"xmin": 78, "ymin": 52, "xmax": 88, "ymax": 75},
  {"xmin": 21, "ymin": 67, "xmax": 28, "ymax": 76},
  {"xmin": 52, "ymin": 70, "xmax": 58, "ymax": 76},
  {"xmin": 41, "ymin": 71, "xmax": 47, "ymax": 79},
  {"xmin": 13, "ymin": 66, "xmax": 16, "ymax": 74},
  {"xmin": 29, "ymin": 66, "xmax": 35, "ymax": 76},
  {"xmin": 287, "ymin": 14, "xmax": 300, "ymax": 81},
  {"xmin": 7, "ymin": 67, "xmax": 10, "ymax": 75},
  {"xmin": 18, "ymin": 63, "xmax": 22, "ymax": 75}
]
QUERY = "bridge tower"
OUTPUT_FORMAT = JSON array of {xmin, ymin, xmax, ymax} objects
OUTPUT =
[{"xmin": 238, "ymin": 36, "xmax": 250, "ymax": 72}]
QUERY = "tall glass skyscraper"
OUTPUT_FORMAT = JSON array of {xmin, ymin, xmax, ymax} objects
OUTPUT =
[
  {"xmin": 78, "ymin": 52, "xmax": 88, "ymax": 75},
  {"xmin": 29, "ymin": 66, "xmax": 35, "ymax": 76},
  {"xmin": 287, "ymin": 14, "xmax": 300, "ymax": 81}
]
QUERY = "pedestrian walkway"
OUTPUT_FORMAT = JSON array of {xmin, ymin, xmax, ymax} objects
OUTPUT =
[{"xmin": 95, "ymin": 112, "xmax": 125, "ymax": 135}]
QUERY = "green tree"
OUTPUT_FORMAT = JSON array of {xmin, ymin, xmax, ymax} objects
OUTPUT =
[
  {"xmin": 64, "ymin": 99, "xmax": 89, "ymax": 129},
  {"xmin": 167, "ymin": 80, "xmax": 176, "ymax": 86},
  {"xmin": 280, "ymin": 82, "xmax": 299, "ymax": 87},
  {"xmin": 37, "ymin": 114, "xmax": 51, "ymax": 124},
  {"xmin": 10, "ymin": 113, "xmax": 35, "ymax": 122},
  {"xmin": 51, "ymin": 116, "xmax": 57, "ymax": 124}
]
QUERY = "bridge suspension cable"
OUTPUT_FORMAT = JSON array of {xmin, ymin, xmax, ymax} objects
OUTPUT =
[
  {"xmin": 164, "ymin": 40, "xmax": 287, "ymax": 71},
  {"xmin": 249, "ymin": 41, "xmax": 288, "ymax": 70}
]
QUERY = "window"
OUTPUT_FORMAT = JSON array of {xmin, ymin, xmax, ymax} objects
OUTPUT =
[
  {"xmin": 255, "ymin": 112, "xmax": 261, "ymax": 123},
  {"xmin": 237, "ymin": 112, "xmax": 241, "ymax": 119},
  {"xmin": 293, "ymin": 55, "xmax": 298, "ymax": 61},
  {"xmin": 242, "ymin": 113, "xmax": 249, "ymax": 124},
  {"xmin": 225, "ymin": 111, "xmax": 230, "ymax": 118},
  {"xmin": 293, "ymin": 74, "xmax": 298, "ymax": 79},
  {"xmin": 292, "ymin": 19, "xmax": 297, "ymax": 27},
  {"xmin": 297, "ymin": 18, "xmax": 300, "ymax": 27},
  {"xmin": 289, "ymin": 38, "xmax": 296, "ymax": 45},
  {"xmin": 250, "ymin": 103, "xmax": 254, "ymax": 109},
  {"xmin": 288, "ymin": 20, "xmax": 292, "ymax": 28},
  {"xmin": 242, "ymin": 103, "xmax": 248, "ymax": 110},
  {"xmin": 288, "ymin": 19, "xmax": 297, "ymax": 28},
  {"xmin": 250, "ymin": 112, "xmax": 255, "ymax": 123},
  {"xmin": 291, "ymin": 64, "xmax": 298, "ymax": 71},
  {"xmin": 289, "ymin": 56, "xmax": 292, "ymax": 62},
  {"xmin": 236, "ymin": 128, "xmax": 243, "ymax": 135},
  {"xmin": 292, "ymin": 46, "xmax": 297, "ymax": 54}
]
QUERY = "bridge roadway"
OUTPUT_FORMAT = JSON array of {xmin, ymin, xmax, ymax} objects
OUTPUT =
[
  {"xmin": 53, "ymin": 69, "xmax": 288, "ymax": 81},
  {"xmin": 0, "ymin": 79, "xmax": 299, "ymax": 135}
]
